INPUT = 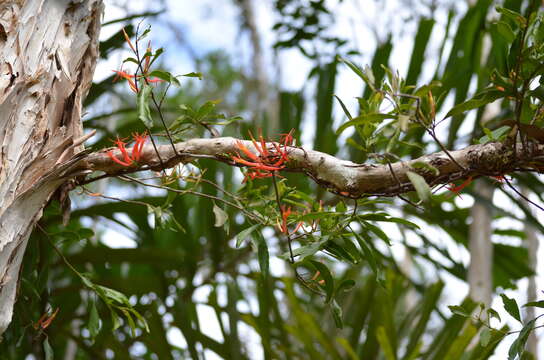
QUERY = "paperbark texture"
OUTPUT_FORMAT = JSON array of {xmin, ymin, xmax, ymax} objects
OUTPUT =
[{"xmin": 0, "ymin": 0, "xmax": 102, "ymax": 335}]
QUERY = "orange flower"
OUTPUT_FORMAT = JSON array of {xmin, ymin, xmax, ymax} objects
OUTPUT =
[
  {"xmin": 280, "ymin": 206, "xmax": 292, "ymax": 234},
  {"xmin": 131, "ymin": 131, "xmax": 148, "ymax": 161},
  {"xmin": 122, "ymin": 27, "xmax": 136, "ymax": 53},
  {"xmin": 107, "ymin": 132, "xmax": 148, "ymax": 167},
  {"xmin": 34, "ymin": 308, "xmax": 59, "ymax": 330},
  {"xmin": 232, "ymin": 131, "xmax": 293, "ymax": 181},
  {"xmin": 446, "ymin": 176, "xmax": 473, "ymax": 198},
  {"xmin": 113, "ymin": 70, "xmax": 138, "ymax": 93}
]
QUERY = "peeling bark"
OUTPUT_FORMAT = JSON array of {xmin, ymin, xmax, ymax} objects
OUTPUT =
[{"xmin": 0, "ymin": 0, "xmax": 103, "ymax": 336}]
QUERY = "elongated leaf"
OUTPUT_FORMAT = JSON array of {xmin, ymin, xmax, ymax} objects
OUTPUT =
[
  {"xmin": 308, "ymin": 260, "xmax": 334, "ymax": 303},
  {"xmin": 508, "ymin": 318, "xmax": 536, "ymax": 359},
  {"xmin": 233, "ymin": 224, "xmax": 260, "ymax": 248},
  {"xmin": 138, "ymin": 83, "xmax": 153, "ymax": 128},
  {"xmin": 444, "ymin": 88, "xmax": 504, "ymax": 118},
  {"xmin": 523, "ymin": 300, "xmax": 544, "ymax": 308},
  {"xmin": 43, "ymin": 338, "xmax": 53, "ymax": 360},
  {"xmin": 376, "ymin": 326, "xmax": 396, "ymax": 360},
  {"xmin": 334, "ymin": 95, "xmax": 353, "ymax": 120},
  {"xmin": 212, "ymin": 203, "xmax": 228, "ymax": 227},
  {"xmin": 336, "ymin": 114, "xmax": 394, "ymax": 135},
  {"xmin": 406, "ymin": 171, "xmax": 431, "ymax": 203},
  {"xmin": 88, "ymin": 300, "xmax": 101, "ymax": 341},
  {"xmin": 147, "ymin": 70, "xmax": 181, "ymax": 87},
  {"xmin": 330, "ymin": 300, "xmax": 344, "ymax": 329}
]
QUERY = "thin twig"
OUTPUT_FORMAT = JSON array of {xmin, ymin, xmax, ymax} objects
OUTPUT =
[
  {"xmin": 271, "ymin": 174, "xmax": 294, "ymax": 263},
  {"xmin": 118, "ymin": 175, "xmax": 262, "ymax": 222},
  {"xmin": 503, "ymin": 177, "xmax": 544, "ymax": 212}
]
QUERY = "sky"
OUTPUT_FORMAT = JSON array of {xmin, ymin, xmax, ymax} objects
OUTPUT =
[{"xmin": 92, "ymin": 0, "xmax": 544, "ymax": 359}]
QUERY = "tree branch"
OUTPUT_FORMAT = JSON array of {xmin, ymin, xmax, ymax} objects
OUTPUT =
[{"xmin": 73, "ymin": 137, "xmax": 543, "ymax": 198}]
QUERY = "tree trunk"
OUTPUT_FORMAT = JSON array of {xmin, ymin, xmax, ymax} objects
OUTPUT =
[
  {"xmin": 522, "ymin": 188, "xmax": 539, "ymax": 358},
  {"xmin": 468, "ymin": 180, "xmax": 494, "ymax": 306},
  {"xmin": 0, "ymin": 0, "xmax": 102, "ymax": 336}
]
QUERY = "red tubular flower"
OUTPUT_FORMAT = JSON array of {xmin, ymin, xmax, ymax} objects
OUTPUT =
[
  {"xmin": 108, "ymin": 150, "xmax": 132, "ymax": 166},
  {"xmin": 113, "ymin": 70, "xmax": 138, "ymax": 93},
  {"xmin": 447, "ymin": 176, "xmax": 473, "ymax": 198},
  {"xmin": 248, "ymin": 130, "xmax": 265, "ymax": 156},
  {"xmin": 131, "ymin": 131, "xmax": 148, "ymax": 161},
  {"xmin": 146, "ymin": 77, "xmax": 165, "ymax": 83},
  {"xmin": 280, "ymin": 129, "xmax": 295, "ymax": 146},
  {"xmin": 235, "ymin": 141, "xmax": 259, "ymax": 161},
  {"xmin": 144, "ymin": 41, "xmax": 152, "ymax": 73},
  {"xmin": 122, "ymin": 28, "xmax": 136, "ymax": 53},
  {"xmin": 107, "ymin": 133, "xmax": 149, "ymax": 167},
  {"xmin": 233, "ymin": 131, "xmax": 295, "ymax": 182},
  {"xmin": 491, "ymin": 175, "xmax": 506, "ymax": 183},
  {"xmin": 108, "ymin": 137, "xmax": 133, "ymax": 166},
  {"xmin": 280, "ymin": 206, "xmax": 292, "ymax": 234}
]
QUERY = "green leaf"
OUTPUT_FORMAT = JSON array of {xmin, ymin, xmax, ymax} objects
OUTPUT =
[
  {"xmin": 137, "ymin": 25, "xmax": 151, "ymax": 41},
  {"xmin": 43, "ymin": 338, "xmax": 54, "ymax": 360},
  {"xmin": 233, "ymin": 224, "xmax": 260, "ymax": 248},
  {"xmin": 406, "ymin": 171, "xmax": 431, "ymax": 203},
  {"xmin": 251, "ymin": 232, "xmax": 269, "ymax": 278},
  {"xmin": 137, "ymin": 83, "xmax": 153, "ymax": 128},
  {"xmin": 334, "ymin": 95, "xmax": 353, "ymax": 121},
  {"xmin": 480, "ymin": 327, "xmax": 491, "ymax": 347},
  {"xmin": 335, "ymin": 279, "xmax": 356, "ymax": 295},
  {"xmin": 330, "ymin": 300, "xmax": 344, "ymax": 329},
  {"xmin": 88, "ymin": 300, "xmax": 101, "ymax": 341},
  {"xmin": 147, "ymin": 70, "xmax": 181, "ymax": 87},
  {"xmin": 335, "ymin": 337, "xmax": 359, "ymax": 360},
  {"xmin": 308, "ymin": 260, "xmax": 334, "ymax": 303},
  {"xmin": 335, "ymin": 201, "xmax": 347, "ymax": 213},
  {"xmin": 410, "ymin": 161, "xmax": 440, "ymax": 176},
  {"xmin": 496, "ymin": 6, "xmax": 526, "ymax": 28},
  {"xmin": 182, "ymin": 72, "xmax": 203, "ymax": 80},
  {"xmin": 376, "ymin": 326, "xmax": 396, "ymax": 360},
  {"xmin": 352, "ymin": 231, "xmax": 379, "ymax": 276},
  {"xmin": 212, "ymin": 203, "xmax": 228, "ymax": 227},
  {"xmin": 478, "ymin": 125, "xmax": 511, "ymax": 144},
  {"xmin": 364, "ymin": 222, "xmax": 391, "ymax": 246},
  {"xmin": 487, "ymin": 308, "xmax": 502, "ymax": 322},
  {"xmin": 448, "ymin": 305, "xmax": 471, "ymax": 317},
  {"xmin": 96, "ymin": 284, "xmax": 130, "ymax": 306},
  {"xmin": 444, "ymin": 88, "xmax": 504, "ymax": 119},
  {"xmin": 110, "ymin": 309, "xmax": 121, "ymax": 331},
  {"xmin": 501, "ymin": 294, "xmax": 522, "ymax": 323},
  {"xmin": 122, "ymin": 57, "xmax": 139, "ymax": 65},
  {"xmin": 284, "ymin": 235, "xmax": 330, "ymax": 261},
  {"xmin": 195, "ymin": 100, "xmax": 221, "ymax": 121},
  {"xmin": 492, "ymin": 21, "xmax": 516, "ymax": 43},
  {"xmin": 523, "ymin": 300, "xmax": 544, "ymax": 308},
  {"xmin": 336, "ymin": 113, "xmax": 395, "ymax": 135},
  {"xmin": 508, "ymin": 318, "xmax": 536, "ymax": 360},
  {"xmin": 338, "ymin": 57, "xmax": 372, "ymax": 86}
]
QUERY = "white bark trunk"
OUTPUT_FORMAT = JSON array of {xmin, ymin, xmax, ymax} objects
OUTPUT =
[
  {"xmin": 0, "ymin": 0, "xmax": 102, "ymax": 336},
  {"xmin": 522, "ymin": 188, "xmax": 539, "ymax": 358},
  {"xmin": 468, "ymin": 180, "xmax": 494, "ymax": 306}
]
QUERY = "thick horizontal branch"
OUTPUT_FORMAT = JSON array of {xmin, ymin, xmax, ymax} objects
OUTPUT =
[{"xmin": 74, "ymin": 137, "xmax": 544, "ymax": 197}]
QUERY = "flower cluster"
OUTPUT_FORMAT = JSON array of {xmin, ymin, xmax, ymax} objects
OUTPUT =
[
  {"xmin": 112, "ymin": 28, "xmax": 164, "ymax": 93},
  {"xmin": 232, "ymin": 130, "xmax": 294, "ymax": 182},
  {"xmin": 278, "ymin": 206, "xmax": 304, "ymax": 235},
  {"xmin": 107, "ymin": 132, "xmax": 148, "ymax": 167},
  {"xmin": 34, "ymin": 308, "xmax": 59, "ymax": 330}
]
